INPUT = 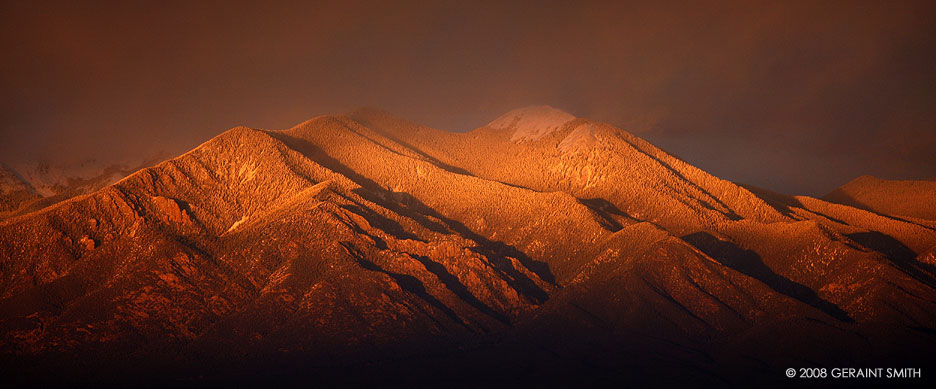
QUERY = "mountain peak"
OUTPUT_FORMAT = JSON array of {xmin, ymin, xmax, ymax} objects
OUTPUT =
[
  {"xmin": 345, "ymin": 106, "xmax": 423, "ymax": 134},
  {"xmin": 487, "ymin": 105, "xmax": 576, "ymax": 142},
  {"xmin": 3, "ymin": 106, "xmax": 936, "ymax": 386}
]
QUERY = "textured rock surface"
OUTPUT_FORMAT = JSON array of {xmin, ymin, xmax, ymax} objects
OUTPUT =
[{"xmin": 1, "ymin": 107, "xmax": 934, "ymax": 386}]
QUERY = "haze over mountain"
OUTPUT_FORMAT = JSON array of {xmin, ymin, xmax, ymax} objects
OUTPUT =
[
  {"xmin": 0, "ymin": 155, "xmax": 167, "ymax": 220},
  {"xmin": 823, "ymin": 176, "xmax": 936, "ymax": 221},
  {"xmin": 3, "ymin": 1, "xmax": 936, "ymax": 196},
  {"xmin": 1, "ymin": 107, "xmax": 934, "ymax": 386}
]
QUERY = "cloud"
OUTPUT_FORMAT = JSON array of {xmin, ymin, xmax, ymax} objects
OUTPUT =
[{"xmin": 1, "ymin": 0, "xmax": 934, "ymax": 195}]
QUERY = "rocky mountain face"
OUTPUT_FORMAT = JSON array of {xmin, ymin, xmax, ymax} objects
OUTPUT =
[{"xmin": 1, "ymin": 107, "xmax": 934, "ymax": 386}]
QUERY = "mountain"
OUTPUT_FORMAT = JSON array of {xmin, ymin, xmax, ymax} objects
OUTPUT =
[
  {"xmin": 1, "ymin": 107, "xmax": 934, "ymax": 386},
  {"xmin": 823, "ymin": 175, "xmax": 936, "ymax": 221},
  {"xmin": 0, "ymin": 165, "xmax": 39, "ymax": 215},
  {"xmin": 0, "ymin": 155, "xmax": 167, "ymax": 220}
]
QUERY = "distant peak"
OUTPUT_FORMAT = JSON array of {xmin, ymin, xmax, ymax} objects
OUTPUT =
[
  {"xmin": 487, "ymin": 106, "xmax": 576, "ymax": 142},
  {"xmin": 495, "ymin": 105, "xmax": 573, "ymax": 118},
  {"xmin": 853, "ymin": 174, "xmax": 881, "ymax": 182}
]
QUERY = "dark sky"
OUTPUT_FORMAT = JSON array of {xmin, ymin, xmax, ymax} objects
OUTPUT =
[{"xmin": 2, "ymin": 0, "xmax": 934, "ymax": 195}]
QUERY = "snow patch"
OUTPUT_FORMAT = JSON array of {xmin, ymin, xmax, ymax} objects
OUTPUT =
[
  {"xmin": 227, "ymin": 214, "xmax": 250, "ymax": 232},
  {"xmin": 0, "ymin": 165, "xmax": 34, "ymax": 195},
  {"xmin": 238, "ymin": 162, "xmax": 258, "ymax": 182},
  {"xmin": 487, "ymin": 106, "xmax": 575, "ymax": 142},
  {"xmin": 558, "ymin": 123, "xmax": 600, "ymax": 153}
]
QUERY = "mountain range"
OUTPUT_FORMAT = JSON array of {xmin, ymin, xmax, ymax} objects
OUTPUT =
[
  {"xmin": 0, "ymin": 155, "xmax": 167, "ymax": 220},
  {"xmin": 1, "ymin": 106, "xmax": 934, "ymax": 386}
]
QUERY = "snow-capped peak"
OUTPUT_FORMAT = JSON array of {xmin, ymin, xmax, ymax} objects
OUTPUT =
[{"xmin": 487, "ymin": 105, "xmax": 576, "ymax": 142}]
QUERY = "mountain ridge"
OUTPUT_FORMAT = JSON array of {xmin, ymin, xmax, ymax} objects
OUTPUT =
[
  {"xmin": 0, "ymin": 153, "xmax": 168, "ymax": 220},
  {"xmin": 1, "ymin": 107, "xmax": 934, "ymax": 386},
  {"xmin": 823, "ymin": 175, "xmax": 936, "ymax": 221}
]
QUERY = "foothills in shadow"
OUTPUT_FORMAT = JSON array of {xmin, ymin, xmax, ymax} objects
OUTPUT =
[
  {"xmin": 682, "ymin": 231, "xmax": 854, "ymax": 322},
  {"xmin": 848, "ymin": 231, "xmax": 936, "ymax": 289}
]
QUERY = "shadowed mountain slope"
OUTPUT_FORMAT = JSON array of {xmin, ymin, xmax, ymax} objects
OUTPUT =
[{"xmin": 1, "ymin": 107, "xmax": 935, "ymax": 386}]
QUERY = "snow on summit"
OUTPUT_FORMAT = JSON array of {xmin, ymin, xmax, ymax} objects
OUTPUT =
[{"xmin": 487, "ymin": 106, "xmax": 576, "ymax": 142}]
